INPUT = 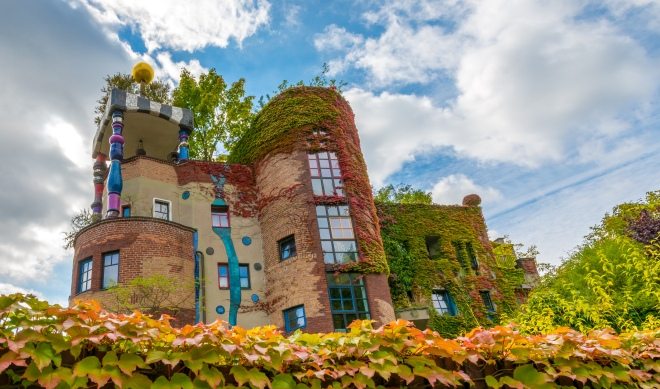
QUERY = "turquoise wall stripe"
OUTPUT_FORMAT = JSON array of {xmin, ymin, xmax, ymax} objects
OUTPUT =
[{"xmin": 213, "ymin": 227, "xmax": 241, "ymax": 326}]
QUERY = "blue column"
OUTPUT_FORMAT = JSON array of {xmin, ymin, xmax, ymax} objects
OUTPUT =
[{"xmin": 178, "ymin": 128, "xmax": 190, "ymax": 161}]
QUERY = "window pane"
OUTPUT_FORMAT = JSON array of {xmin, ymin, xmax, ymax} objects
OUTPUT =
[
  {"xmin": 327, "ymin": 206, "xmax": 339, "ymax": 216},
  {"xmin": 219, "ymin": 278, "xmax": 228, "ymax": 288},
  {"xmin": 323, "ymin": 253, "xmax": 335, "ymax": 263},
  {"xmin": 239, "ymin": 266, "xmax": 248, "ymax": 277},
  {"xmin": 322, "ymin": 179, "xmax": 334, "ymax": 194},
  {"xmin": 321, "ymin": 241, "xmax": 333, "ymax": 252},
  {"xmin": 218, "ymin": 266, "xmax": 228, "ymax": 276},
  {"xmin": 317, "ymin": 218, "xmax": 329, "ymax": 228},
  {"xmin": 316, "ymin": 205, "xmax": 327, "ymax": 216},
  {"xmin": 319, "ymin": 159, "xmax": 330, "ymax": 169},
  {"xmin": 240, "ymin": 278, "xmax": 249, "ymax": 288},
  {"xmin": 311, "ymin": 179, "xmax": 323, "ymax": 195},
  {"xmin": 333, "ymin": 240, "xmax": 357, "ymax": 252}
]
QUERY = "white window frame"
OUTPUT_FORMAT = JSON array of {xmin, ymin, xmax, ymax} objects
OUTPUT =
[{"xmin": 152, "ymin": 198, "xmax": 172, "ymax": 221}]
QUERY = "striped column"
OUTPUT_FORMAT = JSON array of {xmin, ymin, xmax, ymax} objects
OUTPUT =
[
  {"xmin": 178, "ymin": 128, "xmax": 190, "ymax": 161},
  {"xmin": 106, "ymin": 110, "xmax": 124, "ymax": 218},
  {"xmin": 90, "ymin": 153, "xmax": 107, "ymax": 221}
]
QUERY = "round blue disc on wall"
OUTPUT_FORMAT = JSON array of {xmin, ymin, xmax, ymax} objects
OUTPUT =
[
  {"xmin": 216, "ymin": 305, "xmax": 225, "ymax": 314},
  {"xmin": 251, "ymin": 294, "xmax": 259, "ymax": 303},
  {"xmin": 242, "ymin": 236, "xmax": 252, "ymax": 246},
  {"xmin": 181, "ymin": 191, "xmax": 190, "ymax": 200}
]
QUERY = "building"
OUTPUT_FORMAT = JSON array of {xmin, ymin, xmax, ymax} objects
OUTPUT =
[{"xmin": 70, "ymin": 84, "xmax": 537, "ymax": 334}]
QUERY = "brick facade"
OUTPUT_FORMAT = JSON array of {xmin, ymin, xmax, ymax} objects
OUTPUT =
[{"xmin": 71, "ymin": 217, "xmax": 195, "ymax": 325}]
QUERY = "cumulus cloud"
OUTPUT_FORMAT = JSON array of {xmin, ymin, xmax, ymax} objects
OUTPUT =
[
  {"xmin": 431, "ymin": 174, "xmax": 502, "ymax": 205},
  {"xmin": 72, "ymin": 0, "xmax": 271, "ymax": 52},
  {"xmin": 0, "ymin": 283, "xmax": 43, "ymax": 297},
  {"xmin": 335, "ymin": 0, "xmax": 659, "ymax": 184}
]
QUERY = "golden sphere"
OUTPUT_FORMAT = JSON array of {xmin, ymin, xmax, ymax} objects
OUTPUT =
[{"xmin": 131, "ymin": 61, "xmax": 154, "ymax": 84}]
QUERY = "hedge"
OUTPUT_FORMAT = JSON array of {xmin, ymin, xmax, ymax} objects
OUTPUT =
[{"xmin": 0, "ymin": 294, "xmax": 658, "ymax": 388}]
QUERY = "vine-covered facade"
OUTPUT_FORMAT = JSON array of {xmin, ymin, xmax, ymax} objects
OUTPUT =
[{"xmin": 71, "ymin": 85, "xmax": 537, "ymax": 336}]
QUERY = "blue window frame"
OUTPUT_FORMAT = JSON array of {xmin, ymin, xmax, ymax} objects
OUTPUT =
[
  {"xmin": 283, "ymin": 305, "xmax": 306, "ymax": 332},
  {"xmin": 218, "ymin": 263, "xmax": 250, "ymax": 289},
  {"xmin": 78, "ymin": 258, "xmax": 93, "ymax": 293},
  {"xmin": 278, "ymin": 235, "xmax": 296, "ymax": 260},
  {"xmin": 480, "ymin": 290, "xmax": 496, "ymax": 312},
  {"xmin": 432, "ymin": 289, "xmax": 458, "ymax": 316},
  {"xmin": 327, "ymin": 273, "xmax": 370, "ymax": 331},
  {"xmin": 122, "ymin": 205, "xmax": 131, "ymax": 217},
  {"xmin": 102, "ymin": 251, "xmax": 119, "ymax": 289}
]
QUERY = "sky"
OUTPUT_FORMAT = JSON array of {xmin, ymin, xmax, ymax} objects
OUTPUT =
[{"xmin": 0, "ymin": 0, "xmax": 659, "ymax": 305}]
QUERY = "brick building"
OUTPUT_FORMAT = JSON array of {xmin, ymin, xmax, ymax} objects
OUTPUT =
[{"xmin": 71, "ymin": 85, "xmax": 537, "ymax": 333}]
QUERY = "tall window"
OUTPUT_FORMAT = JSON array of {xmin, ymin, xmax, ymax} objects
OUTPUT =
[
  {"xmin": 480, "ymin": 290, "xmax": 496, "ymax": 312},
  {"xmin": 316, "ymin": 205, "xmax": 357, "ymax": 264},
  {"xmin": 211, "ymin": 206, "xmax": 230, "ymax": 228},
  {"xmin": 425, "ymin": 236, "xmax": 441, "ymax": 259},
  {"xmin": 153, "ymin": 199, "xmax": 170, "ymax": 220},
  {"xmin": 327, "ymin": 273, "xmax": 370, "ymax": 331},
  {"xmin": 466, "ymin": 242, "xmax": 479, "ymax": 271},
  {"xmin": 77, "ymin": 258, "xmax": 92, "ymax": 293},
  {"xmin": 283, "ymin": 305, "xmax": 306, "ymax": 332},
  {"xmin": 278, "ymin": 235, "xmax": 297, "ymax": 261},
  {"xmin": 122, "ymin": 205, "xmax": 131, "ymax": 217},
  {"xmin": 432, "ymin": 290, "xmax": 457, "ymax": 316},
  {"xmin": 308, "ymin": 152, "xmax": 343, "ymax": 196},
  {"xmin": 218, "ymin": 264, "xmax": 250, "ymax": 289},
  {"xmin": 102, "ymin": 251, "xmax": 119, "ymax": 289}
]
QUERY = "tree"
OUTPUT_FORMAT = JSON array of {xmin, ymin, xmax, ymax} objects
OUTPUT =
[
  {"xmin": 374, "ymin": 184, "xmax": 433, "ymax": 205},
  {"xmin": 172, "ymin": 68, "xmax": 254, "ymax": 161},
  {"xmin": 94, "ymin": 73, "xmax": 171, "ymax": 126},
  {"xmin": 106, "ymin": 274, "xmax": 193, "ymax": 319},
  {"xmin": 63, "ymin": 208, "xmax": 94, "ymax": 249},
  {"xmin": 513, "ymin": 190, "xmax": 660, "ymax": 333}
]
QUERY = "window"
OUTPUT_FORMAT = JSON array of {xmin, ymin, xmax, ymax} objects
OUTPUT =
[
  {"xmin": 480, "ymin": 290, "xmax": 496, "ymax": 312},
  {"xmin": 211, "ymin": 206, "xmax": 230, "ymax": 228},
  {"xmin": 77, "ymin": 258, "xmax": 93, "ymax": 293},
  {"xmin": 122, "ymin": 205, "xmax": 131, "ymax": 217},
  {"xmin": 466, "ymin": 242, "xmax": 479, "ymax": 271},
  {"xmin": 308, "ymin": 152, "xmax": 343, "ymax": 196},
  {"xmin": 327, "ymin": 273, "xmax": 370, "ymax": 331},
  {"xmin": 432, "ymin": 290, "xmax": 457, "ymax": 316},
  {"xmin": 278, "ymin": 235, "xmax": 297, "ymax": 261},
  {"xmin": 316, "ymin": 205, "xmax": 358, "ymax": 264},
  {"xmin": 102, "ymin": 251, "xmax": 119, "ymax": 289},
  {"xmin": 425, "ymin": 236, "xmax": 441, "ymax": 258},
  {"xmin": 283, "ymin": 305, "xmax": 306, "ymax": 332},
  {"xmin": 153, "ymin": 199, "xmax": 170, "ymax": 220},
  {"xmin": 452, "ymin": 241, "xmax": 469, "ymax": 270},
  {"xmin": 218, "ymin": 263, "xmax": 250, "ymax": 289}
]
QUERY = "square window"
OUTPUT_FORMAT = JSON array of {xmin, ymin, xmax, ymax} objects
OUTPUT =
[
  {"xmin": 218, "ymin": 263, "xmax": 250, "ymax": 289},
  {"xmin": 278, "ymin": 235, "xmax": 297, "ymax": 261},
  {"xmin": 77, "ymin": 258, "xmax": 93, "ymax": 293},
  {"xmin": 211, "ymin": 206, "xmax": 230, "ymax": 228},
  {"xmin": 432, "ymin": 290, "xmax": 457, "ymax": 315},
  {"xmin": 153, "ymin": 199, "xmax": 170, "ymax": 220},
  {"xmin": 102, "ymin": 251, "xmax": 119, "ymax": 289},
  {"xmin": 283, "ymin": 305, "xmax": 306, "ymax": 332}
]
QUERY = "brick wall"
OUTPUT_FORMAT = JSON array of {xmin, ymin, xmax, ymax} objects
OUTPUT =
[{"xmin": 71, "ymin": 217, "xmax": 196, "ymax": 325}]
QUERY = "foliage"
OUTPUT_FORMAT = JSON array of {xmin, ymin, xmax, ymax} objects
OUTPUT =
[
  {"xmin": 106, "ymin": 275, "xmax": 193, "ymax": 319},
  {"xmin": 94, "ymin": 73, "xmax": 170, "ymax": 126},
  {"xmin": 172, "ymin": 68, "xmax": 254, "ymax": 161},
  {"xmin": 377, "ymin": 202, "xmax": 525, "ymax": 337},
  {"xmin": 258, "ymin": 63, "xmax": 347, "ymax": 108},
  {"xmin": 514, "ymin": 191, "xmax": 660, "ymax": 333},
  {"xmin": 62, "ymin": 209, "xmax": 94, "ymax": 250},
  {"xmin": 374, "ymin": 184, "xmax": 433, "ymax": 205},
  {"xmin": 0, "ymin": 294, "xmax": 658, "ymax": 388},
  {"xmin": 628, "ymin": 209, "xmax": 660, "ymax": 245}
]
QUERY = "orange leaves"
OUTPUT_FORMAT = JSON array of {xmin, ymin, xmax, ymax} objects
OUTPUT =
[{"xmin": 0, "ymin": 294, "xmax": 659, "ymax": 388}]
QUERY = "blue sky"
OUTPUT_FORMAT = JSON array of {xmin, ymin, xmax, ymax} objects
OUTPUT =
[{"xmin": 0, "ymin": 0, "xmax": 659, "ymax": 304}]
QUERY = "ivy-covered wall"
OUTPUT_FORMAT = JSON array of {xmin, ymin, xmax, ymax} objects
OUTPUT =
[{"xmin": 377, "ymin": 201, "xmax": 525, "ymax": 337}]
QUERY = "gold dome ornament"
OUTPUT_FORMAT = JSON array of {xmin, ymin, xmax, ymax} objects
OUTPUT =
[{"xmin": 131, "ymin": 62, "xmax": 154, "ymax": 84}]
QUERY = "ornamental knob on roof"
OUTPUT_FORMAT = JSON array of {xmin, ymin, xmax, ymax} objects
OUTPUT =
[
  {"xmin": 462, "ymin": 194, "xmax": 482, "ymax": 206},
  {"xmin": 131, "ymin": 61, "xmax": 154, "ymax": 84}
]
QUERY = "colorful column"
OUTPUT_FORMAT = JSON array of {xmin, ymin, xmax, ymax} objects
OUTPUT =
[
  {"xmin": 178, "ymin": 128, "xmax": 190, "ymax": 161},
  {"xmin": 106, "ymin": 110, "xmax": 124, "ymax": 218},
  {"xmin": 91, "ymin": 154, "xmax": 107, "ymax": 221}
]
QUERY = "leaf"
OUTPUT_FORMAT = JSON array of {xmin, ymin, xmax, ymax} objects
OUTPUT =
[
  {"xmin": 231, "ymin": 366, "xmax": 269, "ymax": 389},
  {"xmin": 513, "ymin": 364, "xmax": 550, "ymax": 387},
  {"xmin": 272, "ymin": 373, "xmax": 297, "ymax": 389},
  {"xmin": 32, "ymin": 342, "xmax": 61, "ymax": 369},
  {"xmin": 171, "ymin": 373, "xmax": 194, "ymax": 389},
  {"xmin": 118, "ymin": 353, "xmax": 147, "ymax": 375},
  {"xmin": 199, "ymin": 365, "xmax": 224, "ymax": 387},
  {"xmin": 124, "ymin": 372, "xmax": 153, "ymax": 389},
  {"xmin": 485, "ymin": 375, "xmax": 501, "ymax": 389}
]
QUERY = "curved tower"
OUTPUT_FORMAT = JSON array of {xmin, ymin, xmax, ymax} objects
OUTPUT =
[{"xmin": 229, "ymin": 87, "xmax": 395, "ymax": 332}]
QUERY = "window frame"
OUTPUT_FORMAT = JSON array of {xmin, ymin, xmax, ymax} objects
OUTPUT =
[
  {"xmin": 327, "ymin": 273, "xmax": 370, "ymax": 332},
  {"xmin": 121, "ymin": 204, "xmax": 131, "ymax": 217},
  {"xmin": 101, "ymin": 251, "xmax": 120, "ymax": 289},
  {"xmin": 480, "ymin": 290, "xmax": 496, "ymax": 313},
  {"xmin": 431, "ymin": 289, "xmax": 457, "ymax": 316},
  {"xmin": 278, "ymin": 235, "xmax": 297, "ymax": 261},
  {"xmin": 152, "ymin": 198, "xmax": 171, "ymax": 221},
  {"xmin": 77, "ymin": 257, "xmax": 93, "ymax": 294},
  {"xmin": 308, "ymin": 152, "xmax": 344, "ymax": 197},
  {"xmin": 217, "ymin": 263, "xmax": 251, "ymax": 290},
  {"xmin": 211, "ymin": 205, "xmax": 230, "ymax": 228},
  {"xmin": 425, "ymin": 235, "xmax": 442, "ymax": 259},
  {"xmin": 316, "ymin": 205, "xmax": 358, "ymax": 264},
  {"xmin": 283, "ymin": 305, "xmax": 306, "ymax": 332}
]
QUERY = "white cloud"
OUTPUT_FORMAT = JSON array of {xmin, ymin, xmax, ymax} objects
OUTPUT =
[
  {"xmin": 154, "ymin": 52, "xmax": 207, "ymax": 83},
  {"xmin": 334, "ymin": 0, "xmax": 659, "ymax": 184},
  {"xmin": 0, "ymin": 283, "xmax": 43, "ymax": 297},
  {"xmin": 431, "ymin": 174, "xmax": 502, "ymax": 205},
  {"xmin": 73, "ymin": 0, "xmax": 271, "ymax": 52}
]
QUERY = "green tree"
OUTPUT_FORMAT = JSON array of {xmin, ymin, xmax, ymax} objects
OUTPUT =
[
  {"xmin": 94, "ymin": 73, "xmax": 170, "ymax": 126},
  {"xmin": 172, "ymin": 68, "xmax": 254, "ymax": 161},
  {"xmin": 374, "ymin": 184, "xmax": 433, "ymax": 205},
  {"xmin": 514, "ymin": 190, "xmax": 660, "ymax": 333},
  {"xmin": 106, "ymin": 275, "xmax": 193, "ymax": 319}
]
